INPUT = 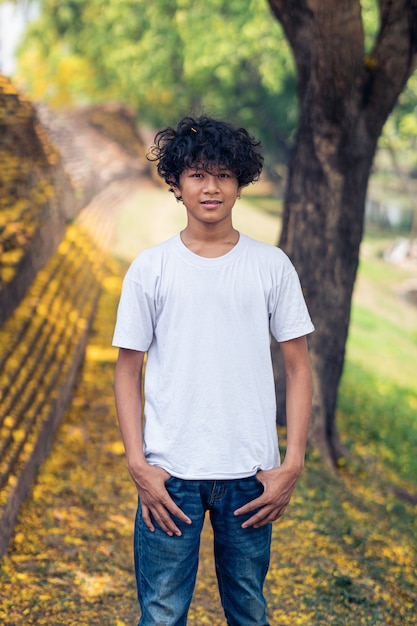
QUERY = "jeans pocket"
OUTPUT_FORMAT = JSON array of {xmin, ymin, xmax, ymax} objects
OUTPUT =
[{"xmin": 251, "ymin": 473, "xmax": 265, "ymax": 495}]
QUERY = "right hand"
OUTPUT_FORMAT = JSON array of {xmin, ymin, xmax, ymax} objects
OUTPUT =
[{"xmin": 128, "ymin": 461, "xmax": 192, "ymax": 536}]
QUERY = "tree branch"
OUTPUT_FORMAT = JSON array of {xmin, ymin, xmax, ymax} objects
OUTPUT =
[
  {"xmin": 268, "ymin": 1, "xmax": 365, "ymax": 108},
  {"xmin": 364, "ymin": 0, "xmax": 417, "ymax": 131}
]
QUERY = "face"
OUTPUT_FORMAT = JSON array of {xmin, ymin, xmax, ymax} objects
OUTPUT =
[{"xmin": 172, "ymin": 166, "xmax": 242, "ymax": 228}]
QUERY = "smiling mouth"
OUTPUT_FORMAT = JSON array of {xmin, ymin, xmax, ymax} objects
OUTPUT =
[{"xmin": 201, "ymin": 200, "xmax": 222, "ymax": 207}]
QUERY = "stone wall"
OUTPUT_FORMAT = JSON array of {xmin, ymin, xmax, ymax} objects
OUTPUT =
[
  {"xmin": 0, "ymin": 75, "xmax": 150, "ymax": 555},
  {"xmin": 0, "ymin": 75, "xmax": 150, "ymax": 326},
  {"xmin": 0, "ymin": 75, "xmax": 74, "ymax": 326}
]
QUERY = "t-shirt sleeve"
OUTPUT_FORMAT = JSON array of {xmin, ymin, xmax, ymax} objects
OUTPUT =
[
  {"xmin": 112, "ymin": 271, "xmax": 155, "ymax": 351},
  {"xmin": 269, "ymin": 259, "xmax": 314, "ymax": 343}
]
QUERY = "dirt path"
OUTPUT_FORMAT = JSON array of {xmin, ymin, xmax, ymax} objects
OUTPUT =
[
  {"xmin": 0, "ymin": 178, "xmax": 280, "ymax": 625},
  {"xmin": 1, "ymin": 178, "xmax": 417, "ymax": 625},
  {"xmin": 0, "ymin": 256, "xmax": 224, "ymax": 626}
]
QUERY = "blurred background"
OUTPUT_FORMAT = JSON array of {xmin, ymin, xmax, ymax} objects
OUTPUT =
[{"xmin": 0, "ymin": 1, "xmax": 416, "ymax": 624}]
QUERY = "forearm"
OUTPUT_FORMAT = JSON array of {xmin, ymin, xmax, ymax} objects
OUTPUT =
[
  {"xmin": 114, "ymin": 349, "xmax": 191, "ymax": 535},
  {"xmin": 280, "ymin": 336, "xmax": 313, "ymax": 471},
  {"xmin": 114, "ymin": 349, "xmax": 147, "ymax": 471},
  {"xmin": 283, "ymin": 365, "xmax": 313, "ymax": 469},
  {"xmin": 234, "ymin": 337, "xmax": 313, "ymax": 527},
  {"xmin": 236, "ymin": 352, "xmax": 312, "ymax": 527}
]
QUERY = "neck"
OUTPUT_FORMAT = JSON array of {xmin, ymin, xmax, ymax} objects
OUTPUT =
[
  {"xmin": 182, "ymin": 217, "xmax": 237, "ymax": 241},
  {"xmin": 180, "ymin": 223, "xmax": 240, "ymax": 258}
]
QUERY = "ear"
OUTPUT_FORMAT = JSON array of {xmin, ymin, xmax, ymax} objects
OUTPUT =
[{"xmin": 168, "ymin": 175, "xmax": 182, "ymax": 201}]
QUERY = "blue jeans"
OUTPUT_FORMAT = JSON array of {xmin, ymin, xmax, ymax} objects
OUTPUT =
[{"xmin": 134, "ymin": 476, "xmax": 271, "ymax": 626}]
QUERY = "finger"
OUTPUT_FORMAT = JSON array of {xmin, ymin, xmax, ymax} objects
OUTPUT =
[
  {"xmin": 241, "ymin": 507, "xmax": 272, "ymax": 529},
  {"xmin": 150, "ymin": 498, "xmax": 193, "ymax": 537},
  {"xmin": 151, "ymin": 507, "xmax": 181, "ymax": 537},
  {"xmin": 140, "ymin": 497, "xmax": 180, "ymax": 537},
  {"xmin": 234, "ymin": 494, "xmax": 265, "ymax": 517},
  {"xmin": 242, "ymin": 505, "xmax": 287, "ymax": 528},
  {"xmin": 141, "ymin": 504, "xmax": 155, "ymax": 532},
  {"xmin": 164, "ymin": 499, "xmax": 192, "ymax": 526}
]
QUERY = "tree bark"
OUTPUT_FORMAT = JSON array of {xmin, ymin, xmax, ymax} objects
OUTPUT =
[{"xmin": 268, "ymin": 0, "xmax": 417, "ymax": 465}]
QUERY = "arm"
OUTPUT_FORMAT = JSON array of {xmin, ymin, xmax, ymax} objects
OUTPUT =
[
  {"xmin": 114, "ymin": 347, "xmax": 191, "ymax": 536},
  {"xmin": 234, "ymin": 335, "xmax": 313, "ymax": 527}
]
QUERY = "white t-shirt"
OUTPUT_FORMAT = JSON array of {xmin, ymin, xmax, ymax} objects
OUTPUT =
[{"xmin": 112, "ymin": 232, "xmax": 314, "ymax": 480}]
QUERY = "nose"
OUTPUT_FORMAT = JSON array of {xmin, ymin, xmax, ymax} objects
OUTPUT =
[{"xmin": 203, "ymin": 174, "xmax": 219, "ymax": 193}]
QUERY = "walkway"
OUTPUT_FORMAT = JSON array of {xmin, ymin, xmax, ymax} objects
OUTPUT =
[
  {"xmin": 1, "ymin": 179, "xmax": 415, "ymax": 625},
  {"xmin": 0, "ymin": 179, "xmax": 279, "ymax": 625}
]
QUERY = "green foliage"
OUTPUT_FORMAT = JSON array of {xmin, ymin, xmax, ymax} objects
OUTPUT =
[
  {"xmin": 370, "ymin": 0, "xmax": 417, "ymax": 173},
  {"xmin": 16, "ymin": 0, "xmax": 296, "ymax": 165},
  {"xmin": 382, "ymin": 84, "xmax": 417, "ymax": 179},
  {"xmin": 14, "ymin": 0, "xmax": 416, "ymax": 170},
  {"xmin": 360, "ymin": 0, "xmax": 380, "ymax": 52}
]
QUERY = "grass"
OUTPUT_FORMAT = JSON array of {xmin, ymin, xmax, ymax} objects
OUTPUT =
[
  {"xmin": 269, "ymin": 236, "xmax": 417, "ymax": 621},
  {"xmin": 338, "ymin": 228, "xmax": 417, "ymax": 488}
]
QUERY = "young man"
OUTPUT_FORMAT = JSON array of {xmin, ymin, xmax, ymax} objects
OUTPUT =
[{"xmin": 113, "ymin": 116, "xmax": 314, "ymax": 625}]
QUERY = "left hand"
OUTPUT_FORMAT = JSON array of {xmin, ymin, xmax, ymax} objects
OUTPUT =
[{"xmin": 234, "ymin": 463, "xmax": 303, "ymax": 528}]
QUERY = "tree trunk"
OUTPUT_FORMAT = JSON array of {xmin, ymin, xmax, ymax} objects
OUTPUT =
[{"xmin": 268, "ymin": 0, "xmax": 417, "ymax": 465}]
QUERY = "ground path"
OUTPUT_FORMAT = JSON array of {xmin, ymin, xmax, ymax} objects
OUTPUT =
[
  {"xmin": 1, "ymin": 178, "xmax": 416, "ymax": 625},
  {"xmin": 0, "ymin": 179, "xmax": 279, "ymax": 625}
]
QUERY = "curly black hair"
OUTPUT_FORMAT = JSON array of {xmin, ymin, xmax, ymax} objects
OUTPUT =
[{"xmin": 147, "ymin": 116, "xmax": 264, "ymax": 188}]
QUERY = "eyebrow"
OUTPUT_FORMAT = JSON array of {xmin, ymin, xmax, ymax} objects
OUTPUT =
[{"xmin": 189, "ymin": 163, "xmax": 234, "ymax": 174}]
